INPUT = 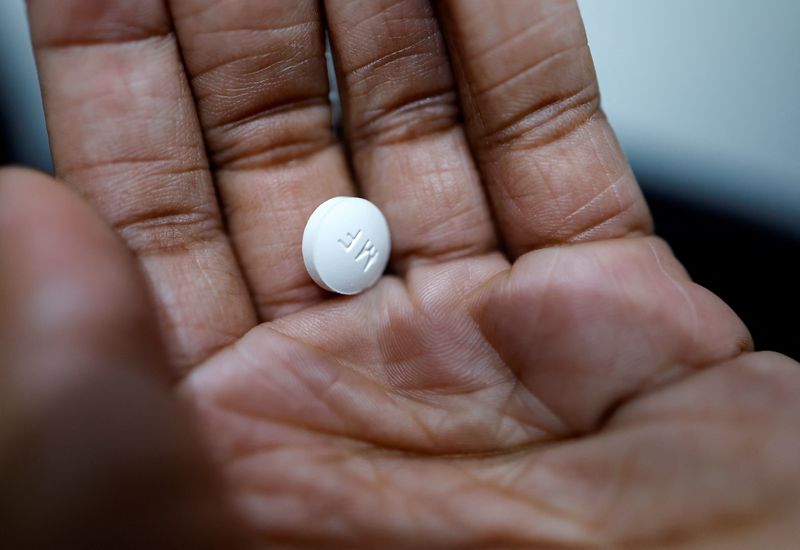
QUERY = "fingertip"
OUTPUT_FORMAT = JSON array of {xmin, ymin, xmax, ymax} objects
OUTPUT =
[
  {"xmin": 0, "ymin": 166, "xmax": 81, "ymax": 228},
  {"xmin": 0, "ymin": 169, "xmax": 248, "ymax": 548},
  {"xmin": 0, "ymin": 165, "xmax": 57, "ymax": 195},
  {"xmin": 0, "ymin": 168, "xmax": 165, "ymax": 384},
  {"xmin": 0, "ymin": 166, "xmax": 128, "ymax": 274}
]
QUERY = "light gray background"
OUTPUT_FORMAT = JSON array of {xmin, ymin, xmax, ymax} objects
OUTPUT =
[{"xmin": 578, "ymin": 0, "xmax": 800, "ymax": 234}]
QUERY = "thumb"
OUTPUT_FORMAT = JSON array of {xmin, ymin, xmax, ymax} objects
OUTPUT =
[{"xmin": 0, "ymin": 169, "xmax": 248, "ymax": 548}]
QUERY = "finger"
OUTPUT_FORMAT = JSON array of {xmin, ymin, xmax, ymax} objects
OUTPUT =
[
  {"xmin": 27, "ymin": 0, "xmax": 256, "ymax": 373},
  {"xmin": 0, "ymin": 168, "xmax": 163, "ymax": 386},
  {"xmin": 168, "ymin": 0, "xmax": 355, "ymax": 319},
  {"xmin": 0, "ymin": 168, "xmax": 248, "ymax": 547},
  {"xmin": 324, "ymin": 0, "xmax": 497, "ymax": 272},
  {"xmin": 439, "ymin": 0, "xmax": 652, "ymax": 258}
]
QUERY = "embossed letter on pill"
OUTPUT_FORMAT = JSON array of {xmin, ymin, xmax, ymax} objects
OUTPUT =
[{"xmin": 302, "ymin": 197, "xmax": 391, "ymax": 295}]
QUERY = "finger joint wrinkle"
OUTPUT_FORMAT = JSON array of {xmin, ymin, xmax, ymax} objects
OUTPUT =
[
  {"xmin": 112, "ymin": 205, "xmax": 224, "ymax": 256},
  {"xmin": 478, "ymin": 80, "xmax": 601, "ymax": 153}
]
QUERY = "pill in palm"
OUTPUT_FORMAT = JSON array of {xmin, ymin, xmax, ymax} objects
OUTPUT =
[{"xmin": 302, "ymin": 197, "xmax": 391, "ymax": 295}]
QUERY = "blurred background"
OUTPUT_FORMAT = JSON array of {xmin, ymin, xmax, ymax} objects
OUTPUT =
[{"xmin": 1, "ymin": 0, "xmax": 797, "ymax": 358}]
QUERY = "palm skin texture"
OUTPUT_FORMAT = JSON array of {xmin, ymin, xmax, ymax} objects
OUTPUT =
[{"xmin": 1, "ymin": 0, "xmax": 799, "ymax": 548}]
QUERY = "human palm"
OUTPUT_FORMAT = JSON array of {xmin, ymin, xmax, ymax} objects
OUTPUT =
[{"xmin": 2, "ymin": 0, "xmax": 799, "ymax": 548}]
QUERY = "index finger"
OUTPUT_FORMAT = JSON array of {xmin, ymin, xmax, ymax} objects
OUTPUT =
[{"xmin": 26, "ymin": 0, "xmax": 257, "ymax": 373}]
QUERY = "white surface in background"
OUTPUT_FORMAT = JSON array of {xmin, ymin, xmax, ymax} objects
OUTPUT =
[{"xmin": 578, "ymin": 0, "xmax": 800, "ymax": 233}]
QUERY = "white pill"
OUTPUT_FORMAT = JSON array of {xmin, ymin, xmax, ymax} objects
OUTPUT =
[{"xmin": 302, "ymin": 197, "xmax": 391, "ymax": 295}]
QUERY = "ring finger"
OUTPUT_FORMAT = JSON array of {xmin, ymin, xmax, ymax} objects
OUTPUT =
[{"xmin": 324, "ymin": 0, "xmax": 498, "ymax": 274}]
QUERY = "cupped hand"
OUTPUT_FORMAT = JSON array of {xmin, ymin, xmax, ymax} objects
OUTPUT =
[{"xmin": 2, "ymin": 0, "xmax": 799, "ymax": 548}]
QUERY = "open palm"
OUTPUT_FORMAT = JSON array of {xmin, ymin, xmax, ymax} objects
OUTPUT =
[{"xmin": 4, "ymin": 0, "xmax": 799, "ymax": 548}]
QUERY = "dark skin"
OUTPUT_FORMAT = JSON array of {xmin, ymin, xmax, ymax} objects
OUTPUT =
[{"xmin": 1, "ymin": 0, "xmax": 799, "ymax": 547}]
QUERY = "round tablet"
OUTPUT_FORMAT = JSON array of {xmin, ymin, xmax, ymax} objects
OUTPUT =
[{"xmin": 302, "ymin": 197, "xmax": 391, "ymax": 295}]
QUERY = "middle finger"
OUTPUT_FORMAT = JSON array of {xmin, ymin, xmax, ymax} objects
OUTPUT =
[{"xmin": 169, "ymin": 0, "xmax": 356, "ymax": 320}]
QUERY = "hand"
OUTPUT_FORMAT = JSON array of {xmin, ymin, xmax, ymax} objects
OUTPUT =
[{"xmin": 3, "ymin": 0, "xmax": 799, "ymax": 547}]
